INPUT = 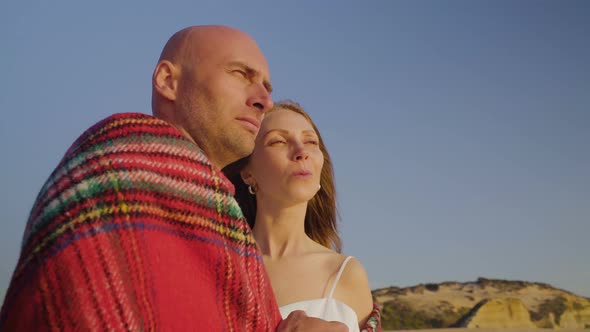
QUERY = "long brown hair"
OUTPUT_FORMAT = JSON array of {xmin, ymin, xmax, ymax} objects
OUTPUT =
[{"xmin": 224, "ymin": 100, "xmax": 342, "ymax": 252}]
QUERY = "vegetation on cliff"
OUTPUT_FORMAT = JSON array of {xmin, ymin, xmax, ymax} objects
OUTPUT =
[{"xmin": 373, "ymin": 277, "xmax": 590, "ymax": 329}]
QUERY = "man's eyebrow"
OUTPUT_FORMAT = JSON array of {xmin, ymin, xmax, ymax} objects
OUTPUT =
[
  {"xmin": 263, "ymin": 80, "xmax": 273, "ymax": 94},
  {"xmin": 228, "ymin": 61, "xmax": 273, "ymax": 94}
]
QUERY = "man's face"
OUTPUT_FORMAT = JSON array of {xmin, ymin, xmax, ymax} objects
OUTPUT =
[{"xmin": 177, "ymin": 32, "xmax": 273, "ymax": 169}]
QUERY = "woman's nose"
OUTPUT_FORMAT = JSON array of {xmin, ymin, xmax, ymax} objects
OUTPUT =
[{"xmin": 293, "ymin": 146, "xmax": 309, "ymax": 161}]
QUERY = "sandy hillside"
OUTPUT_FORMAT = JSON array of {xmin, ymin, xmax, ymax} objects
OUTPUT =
[{"xmin": 374, "ymin": 278, "xmax": 590, "ymax": 329}]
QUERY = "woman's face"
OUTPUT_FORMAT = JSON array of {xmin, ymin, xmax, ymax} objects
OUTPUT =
[{"xmin": 242, "ymin": 109, "xmax": 324, "ymax": 205}]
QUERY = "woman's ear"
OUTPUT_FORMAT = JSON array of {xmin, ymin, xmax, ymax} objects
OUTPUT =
[{"xmin": 240, "ymin": 169, "xmax": 255, "ymax": 186}]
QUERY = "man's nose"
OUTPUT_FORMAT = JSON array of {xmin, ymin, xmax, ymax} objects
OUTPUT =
[{"xmin": 247, "ymin": 83, "xmax": 273, "ymax": 112}]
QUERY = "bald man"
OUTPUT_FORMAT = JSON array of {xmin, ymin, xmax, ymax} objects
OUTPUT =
[{"xmin": 0, "ymin": 26, "xmax": 350, "ymax": 331}]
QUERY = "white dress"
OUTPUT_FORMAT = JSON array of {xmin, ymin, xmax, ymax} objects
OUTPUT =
[{"xmin": 279, "ymin": 256, "xmax": 359, "ymax": 332}]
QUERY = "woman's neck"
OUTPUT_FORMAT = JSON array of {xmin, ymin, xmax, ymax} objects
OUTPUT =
[{"xmin": 252, "ymin": 200, "xmax": 311, "ymax": 259}]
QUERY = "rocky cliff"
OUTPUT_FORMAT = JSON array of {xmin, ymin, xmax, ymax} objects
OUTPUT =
[
  {"xmin": 373, "ymin": 277, "xmax": 590, "ymax": 330},
  {"xmin": 456, "ymin": 298, "xmax": 536, "ymax": 328}
]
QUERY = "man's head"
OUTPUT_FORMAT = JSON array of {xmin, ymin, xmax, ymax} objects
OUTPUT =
[{"xmin": 152, "ymin": 25, "xmax": 273, "ymax": 169}]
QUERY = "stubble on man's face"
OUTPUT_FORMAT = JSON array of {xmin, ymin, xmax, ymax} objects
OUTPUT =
[
  {"xmin": 172, "ymin": 27, "xmax": 271, "ymax": 169},
  {"xmin": 177, "ymin": 77, "xmax": 257, "ymax": 169}
]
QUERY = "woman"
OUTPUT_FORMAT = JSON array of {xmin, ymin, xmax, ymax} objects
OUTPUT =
[{"xmin": 225, "ymin": 100, "xmax": 377, "ymax": 332}]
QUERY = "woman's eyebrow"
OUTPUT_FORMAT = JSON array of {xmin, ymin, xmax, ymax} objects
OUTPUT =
[
  {"xmin": 261, "ymin": 129, "xmax": 288, "ymax": 139},
  {"xmin": 262, "ymin": 129, "xmax": 317, "ymax": 138}
]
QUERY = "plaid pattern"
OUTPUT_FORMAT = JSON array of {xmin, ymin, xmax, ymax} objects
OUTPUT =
[
  {"xmin": 361, "ymin": 303, "xmax": 382, "ymax": 332},
  {"xmin": 0, "ymin": 113, "xmax": 281, "ymax": 331}
]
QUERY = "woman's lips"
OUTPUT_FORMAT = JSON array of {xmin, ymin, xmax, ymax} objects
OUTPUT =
[{"xmin": 292, "ymin": 170, "xmax": 312, "ymax": 178}]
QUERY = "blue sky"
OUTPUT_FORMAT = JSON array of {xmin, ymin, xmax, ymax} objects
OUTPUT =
[{"xmin": 1, "ymin": 0, "xmax": 589, "ymax": 301}]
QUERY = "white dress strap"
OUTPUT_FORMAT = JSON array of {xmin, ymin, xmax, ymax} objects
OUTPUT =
[{"xmin": 327, "ymin": 256, "xmax": 353, "ymax": 299}]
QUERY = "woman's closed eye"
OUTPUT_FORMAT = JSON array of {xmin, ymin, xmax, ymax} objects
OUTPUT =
[{"xmin": 269, "ymin": 139, "xmax": 286, "ymax": 145}]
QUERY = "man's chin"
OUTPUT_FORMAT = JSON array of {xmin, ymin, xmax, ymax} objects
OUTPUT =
[{"xmin": 230, "ymin": 142, "xmax": 255, "ymax": 161}]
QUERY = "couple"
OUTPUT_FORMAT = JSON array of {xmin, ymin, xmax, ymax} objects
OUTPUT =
[{"xmin": 0, "ymin": 25, "xmax": 380, "ymax": 331}]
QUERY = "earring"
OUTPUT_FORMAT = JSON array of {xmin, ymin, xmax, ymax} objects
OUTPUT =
[
  {"xmin": 248, "ymin": 185, "xmax": 256, "ymax": 195},
  {"xmin": 318, "ymin": 184, "xmax": 321, "ymax": 190}
]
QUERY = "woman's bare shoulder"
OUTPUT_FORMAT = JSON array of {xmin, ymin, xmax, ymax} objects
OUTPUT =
[
  {"xmin": 334, "ymin": 256, "xmax": 374, "ymax": 325},
  {"xmin": 339, "ymin": 257, "xmax": 370, "ymax": 292}
]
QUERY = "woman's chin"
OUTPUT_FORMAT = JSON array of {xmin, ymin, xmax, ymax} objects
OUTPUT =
[{"xmin": 286, "ymin": 189, "xmax": 318, "ymax": 204}]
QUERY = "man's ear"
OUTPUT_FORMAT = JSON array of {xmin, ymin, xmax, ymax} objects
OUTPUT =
[{"xmin": 153, "ymin": 60, "xmax": 179, "ymax": 101}]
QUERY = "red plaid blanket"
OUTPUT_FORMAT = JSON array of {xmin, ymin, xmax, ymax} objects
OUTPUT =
[{"xmin": 0, "ymin": 113, "xmax": 281, "ymax": 331}]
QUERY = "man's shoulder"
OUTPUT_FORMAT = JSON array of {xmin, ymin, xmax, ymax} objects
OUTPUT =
[
  {"xmin": 86, "ymin": 112, "xmax": 174, "ymax": 139},
  {"xmin": 50, "ymin": 112, "xmax": 236, "ymax": 194},
  {"xmin": 101, "ymin": 112, "xmax": 155, "ymax": 121},
  {"xmin": 61, "ymin": 113, "xmax": 221, "ymax": 180},
  {"xmin": 65, "ymin": 112, "xmax": 186, "ymax": 155}
]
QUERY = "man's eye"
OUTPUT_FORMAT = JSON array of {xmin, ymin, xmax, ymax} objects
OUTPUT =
[
  {"xmin": 270, "ymin": 140, "xmax": 286, "ymax": 145},
  {"xmin": 306, "ymin": 140, "xmax": 319, "ymax": 145},
  {"xmin": 233, "ymin": 70, "xmax": 247, "ymax": 78}
]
